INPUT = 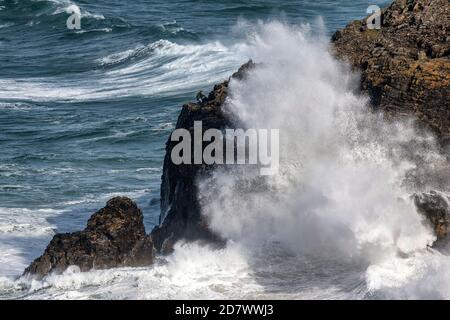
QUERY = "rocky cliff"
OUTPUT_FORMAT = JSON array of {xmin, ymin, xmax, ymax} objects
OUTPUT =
[
  {"xmin": 332, "ymin": 0, "xmax": 449, "ymax": 143},
  {"xmin": 150, "ymin": 61, "xmax": 255, "ymax": 253}
]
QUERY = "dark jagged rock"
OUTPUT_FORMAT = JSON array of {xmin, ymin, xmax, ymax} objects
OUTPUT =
[
  {"xmin": 414, "ymin": 191, "xmax": 450, "ymax": 241},
  {"xmin": 332, "ymin": 0, "xmax": 450, "ymax": 143},
  {"xmin": 150, "ymin": 61, "xmax": 255, "ymax": 253},
  {"xmin": 24, "ymin": 197, "xmax": 154, "ymax": 278}
]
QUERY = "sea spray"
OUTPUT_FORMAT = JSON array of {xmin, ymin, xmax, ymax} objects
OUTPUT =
[{"xmin": 197, "ymin": 21, "xmax": 448, "ymax": 296}]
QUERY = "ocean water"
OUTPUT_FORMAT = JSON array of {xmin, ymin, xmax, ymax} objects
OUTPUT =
[{"xmin": 1, "ymin": 0, "xmax": 449, "ymax": 300}]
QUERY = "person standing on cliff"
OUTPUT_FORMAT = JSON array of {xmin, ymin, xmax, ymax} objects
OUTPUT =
[{"xmin": 196, "ymin": 90, "xmax": 207, "ymax": 105}]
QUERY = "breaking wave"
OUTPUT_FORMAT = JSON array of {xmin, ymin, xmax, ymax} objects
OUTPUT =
[{"xmin": 198, "ymin": 21, "xmax": 450, "ymax": 299}]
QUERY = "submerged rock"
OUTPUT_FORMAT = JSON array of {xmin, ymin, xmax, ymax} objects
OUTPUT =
[
  {"xmin": 24, "ymin": 197, "xmax": 154, "ymax": 278},
  {"xmin": 414, "ymin": 191, "xmax": 450, "ymax": 241},
  {"xmin": 332, "ymin": 0, "xmax": 450, "ymax": 142}
]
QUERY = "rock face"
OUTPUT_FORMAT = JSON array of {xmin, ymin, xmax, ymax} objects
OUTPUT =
[
  {"xmin": 414, "ymin": 191, "xmax": 450, "ymax": 240},
  {"xmin": 332, "ymin": 0, "xmax": 450, "ymax": 142},
  {"xmin": 150, "ymin": 61, "xmax": 254, "ymax": 253},
  {"xmin": 24, "ymin": 197, "xmax": 154, "ymax": 278},
  {"xmin": 151, "ymin": 0, "xmax": 450, "ymax": 251}
]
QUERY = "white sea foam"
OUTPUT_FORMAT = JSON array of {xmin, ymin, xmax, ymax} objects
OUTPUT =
[
  {"xmin": 366, "ymin": 249, "xmax": 450, "ymax": 299},
  {"xmin": 0, "ymin": 185, "xmax": 154, "ymax": 283},
  {"xmin": 8, "ymin": 242, "xmax": 359, "ymax": 299},
  {"xmin": 58, "ymin": 188, "xmax": 152, "ymax": 208},
  {"xmin": 160, "ymin": 20, "xmax": 185, "ymax": 33},
  {"xmin": 0, "ymin": 102, "xmax": 38, "ymax": 111}
]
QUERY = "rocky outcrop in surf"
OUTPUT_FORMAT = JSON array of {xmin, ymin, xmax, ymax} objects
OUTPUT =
[
  {"xmin": 332, "ymin": 0, "xmax": 450, "ymax": 143},
  {"xmin": 24, "ymin": 197, "xmax": 154, "ymax": 278},
  {"xmin": 150, "ymin": 61, "xmax": 255, "ymax": 253}
]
